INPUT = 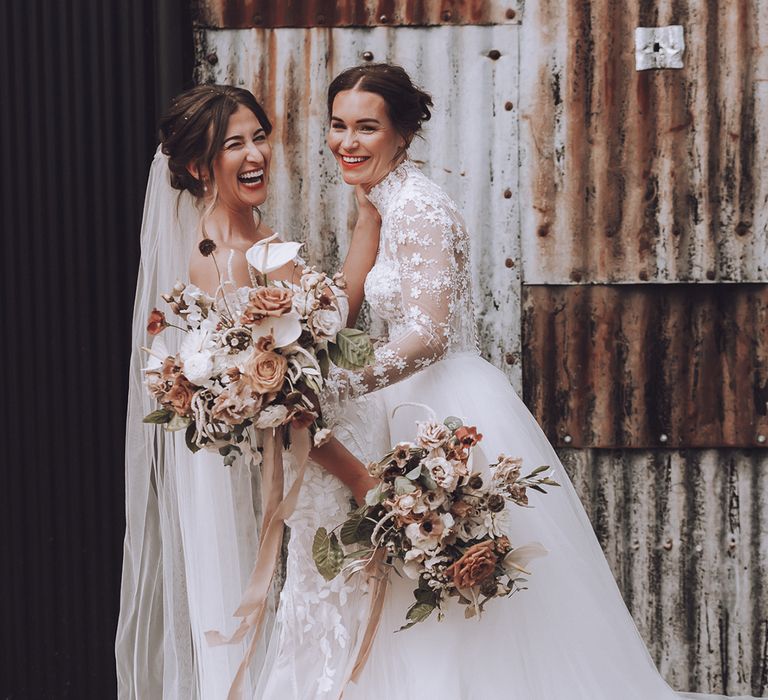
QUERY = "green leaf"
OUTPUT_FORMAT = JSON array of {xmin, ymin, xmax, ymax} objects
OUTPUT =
[
  {"xmin": 444, "ymin": 416, "xmax": 463, "ymax": 431},
  {"xmin": 541, "ymin": 477, "xmax": 561, "ymax": 487},
  {"xmin": 317, "ymin": 346, "xmax": 331, "ymax": 378},
  {"xmin": 328, "ymin": 328, "xmax": 374, "ymax": 370},
  {"xmin": 405, "ymin": 464, "xmax": 422, "ymax": 480},
  {"xmin": 166, "ymin": 413, "xmax": 191, "ymax": 432},
  {"xmin": 365, "ymin": 482, "xmax": 385, "ymax": 506},
  {"xmin": 414, "ymin": 586, "xmax": 438, "ymax": 606},
  {"xmin": 184, "ymin": 422, "xmax": 201, "ymax": 454},
  {"xmin": 530, "ymin": 465, "xmax": 551, "ymax": 476},
  {"xmin": 340, "ymin": 510, "xmax": 376, "ymax": 546},
  {"xmin": 394, "ymin": 476, "xmax": 417, "ymax": 495},
  {"xmin": 312, "ymin": 527, "xmax": 344, "ymax": 581},
  {"xmin": 143, "ymin": 408, "xmax": 173, "ymax": 424},
  {"xmin": 529, "ymin": 483, "xmax": 548, "ymax": 494},
  {"xmin": 398, "ymin": 602, "xmax": 436, "ymax": 631}
]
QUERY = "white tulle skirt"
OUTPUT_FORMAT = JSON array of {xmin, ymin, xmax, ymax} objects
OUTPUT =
[{"xmin": 256, "ymin": 352, "xmax": 753, "ymax": 700}]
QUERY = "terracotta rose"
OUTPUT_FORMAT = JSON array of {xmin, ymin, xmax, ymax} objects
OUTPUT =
[
  {"xmin": 446, "ymin": 541, "xmax": 498, "ymax": 589},
  {"xmin": 165, "ymin": 376, "xmax": 195, "ymax": 416},
  {"xmin": 244, "ymin": 350, "xmax": 288, "ymax": 394},
  {"xmin": 241, "ymin": 287, "xmax": 294, "ymax": 324}
]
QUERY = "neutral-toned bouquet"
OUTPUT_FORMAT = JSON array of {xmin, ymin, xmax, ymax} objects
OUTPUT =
[
  {"xmin": 141, "ymin": 234, "xmax": 372, "ymax": 460},
  {"xmin": 313, "ymin": 412, "xmax": 559, "ymax": 629}
]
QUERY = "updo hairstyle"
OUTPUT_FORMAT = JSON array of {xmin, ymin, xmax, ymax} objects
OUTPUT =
[
  {"xmin": 327, "ymin": 63, "xmax": 433, "ymax": 147},
  {"xmin": 159, "ymin": 84, "xmax": 272, "ymax": 199}
]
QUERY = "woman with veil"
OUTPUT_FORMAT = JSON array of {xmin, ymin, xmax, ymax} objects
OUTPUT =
[{"xmin": 115, "ymin": 85, "xmax": 382, "ymax": 699}]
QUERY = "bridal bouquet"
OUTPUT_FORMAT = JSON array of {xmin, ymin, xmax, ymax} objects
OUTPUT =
[
  {"xmin": 141, "ymin": 235, "xmax": 372, "ymax": 460},
  {"xmin": 313, "ymin": 415, "xmax": 559, "ymax": 629}
]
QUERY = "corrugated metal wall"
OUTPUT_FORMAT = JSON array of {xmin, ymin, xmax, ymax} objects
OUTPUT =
[
  {"xmin": 0, "ymin": 1, "xmax": 191, "ymax": 696},
  {"xmin": 193, "ymin": 1, "xmax": 767, "ymax": 696}
]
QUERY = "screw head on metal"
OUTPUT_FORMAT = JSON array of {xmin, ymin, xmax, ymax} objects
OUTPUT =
[
  {"xmin": 503, "ymin": 188, "xmax": 512, "ymax": 199},
  {"xmin": 659, "ymin": 433, "xmax": 668, "ymax": 443},
  {"xmin": 563, "ymin": 434, "xmax": 573, "ymax": 444},
  {"xmin": 362, "ymin": 51, "xmax": 374, "ymax": 61},
  {"xmin": 206, "ymin": 52, "xmax": 218, "ymax": 65},
  {"xmin": 504, "ymin": 101, "xmax": 514, "ymax": 111},
  {"xmin": 662, "ymin": 538, "xmax": 673, "ymax": 551},
  {"xmin": 379, "ymin": 14, "xmax": 388, "ymax": 23},
  {"xmin": 757, "ymin": 434, "xmax": 766, "ymax": 444},
  {"xmin": 488, "ymin": 49, "xmax": 502, "ymax": 60},
  {"xmin": 505, "ymin": 258, "xmax": 514, "ymax": 268},
  {"xmin": 442, "ymin": 10, "xmax": 452, "ymax": 21}
]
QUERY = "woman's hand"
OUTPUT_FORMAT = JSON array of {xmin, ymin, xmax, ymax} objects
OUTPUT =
[
  {"xmin": 355, "ymin": 185, "xmax": 381, "ymax": 225},
  {"xmin": 351, "ymin": 473, "xmax": 380, "ymax": 507},
  {"xmin": 310, "ymin": 436, "xmax": 380, "ymax": 506}
]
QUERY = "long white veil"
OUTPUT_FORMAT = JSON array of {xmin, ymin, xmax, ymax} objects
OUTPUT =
[{"xmin": 116, "ymin": 149, "xmax": 269, "ymax": 698}]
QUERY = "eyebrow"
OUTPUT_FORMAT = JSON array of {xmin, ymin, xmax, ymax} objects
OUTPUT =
[
  {"xmin": 331, "ymin": 116, "xmax": 381, "ymax": 125},
  {"xmin": 223, "ymin": 128, "xmax": 266, "ymax": 143}
]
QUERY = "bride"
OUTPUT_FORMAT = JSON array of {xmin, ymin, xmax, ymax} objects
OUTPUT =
[{"xmin": 254, "ymin": 64, "xmax": 756, "ymax": 700}]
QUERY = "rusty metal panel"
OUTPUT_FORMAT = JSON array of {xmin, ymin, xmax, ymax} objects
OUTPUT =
[
  {"xmin": 560, "ymin": 448, "xmax": 768, "ymax": 696},
  {"xmin": 195, "ymin": 25, "xmax": 523, "ymax": 387},
  {"xmin": 519, "ymin": 1, "xmax": 768, "ymax": 284},
  {"xmin": 193, "ymin": 0, "xmax": 521, "ymax": 28},
  {"xmin": 523, "ymin": 284, "xmax": 768, "ymax": 448}
]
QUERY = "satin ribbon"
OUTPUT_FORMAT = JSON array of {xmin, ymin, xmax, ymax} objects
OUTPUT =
[
  {"xmin": 205, "ymin": 425, "xmax": 311, "ymax": 700},
  {"xmin": 338, "ymin": 549, "xmax": 390, "ymax": 698}
]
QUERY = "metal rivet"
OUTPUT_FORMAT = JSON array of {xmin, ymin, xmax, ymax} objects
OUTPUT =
[
  {"xmin": 563, "ymin": 434, "xmax": 573, "ymax": 444},
  {"xmin": 362, "ymin": 51, "xmax": 374, "ymax": 61},
  {"xmin": 639, "ymin": 270, "xmax": 649, "ymax": 281},
  {"xmin": 505, "ymin": 352, "xmax": 516, "ymax": 365},
  {"xmin": 503, "ymin": 188, "xmax": 512, "ymax": 199},
  {"xmin": 252, "ymin": 13, "xmax": 262, "ymax": 24},
  {"xmin": 506, "ymin": 8, "xmax": 517, "ymax": 20},
  {"xmin": 706, "ymin": 269, "xmax": 716, "ymax": 280},
  {"xmin": 379, "ymin": 14, "xmax": 388, "ymax": 23},
  {"xmin": 659, "ymin": 433, "xmax": 668, "ymax": 443},
  {"xmin": 537, "ymin": 224, "xmax": 550, "ymax": 237},
  {"xmin": 206, "ymin": 52, "xmax": 218, "ymax": 65},
  {"xmin": 317, "ymin": 13, "xmax": 325, "ymax": 24},
  {"xmin": 662, "ymin": 538, "xmax": 673, "ymax": 551},
  {"xmin": 727, "ymin": 533, "xmax": 737, "ymax": 549},
  {"xmin": 504, "ymin": 101, "xmax": 513, "ymax": 111},
  {"xmin": 757, "ymin": 434, "xmax": 766, "ymax": 444},
  {"xmin": 631, "ymin": 538, "xmax": 640, "ymax": 550},
  {"xmin": 488, "ymin": 49, "xmax": 502, "ymax": 60},
  {"xmin": 735, "ymin": 221, "xmax": 750, "ymax": 237},
  {"xmin": 442, "ymin": 10, "xmax": 452, "ymax": 21},
  {"xmin": 695, "ymin": 544, "xmax": 703, "ymax": 553},
  {"xmin": 505, "ymin": 258, "xmax": 514, "ymax": 268}
]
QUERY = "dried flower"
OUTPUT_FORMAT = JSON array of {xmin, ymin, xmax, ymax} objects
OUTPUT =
[
  {"xmin": 487, "ymin": 494, "xmax": 506, "ymax": 512},
  {"xmin": 415, "ymin": 421, "xmax": 451, "ymax": 450},
  {"xmin": 467, "ymin": 474, "xmax": 483, "ymax": 490},
  {"xmin": 241, "ymin": 287, "xmax": 294, "ymax": 324},
  {"xmin": 198, "ymin": 238, "xmax": 217, "ymax": 257},
  {"xmin": 313, "ymin": 428, "xmax": 332, "ymax": 447},
  {"xmin": 445, "ymin": 541, "xmax": 497, "ymax": 589},
  {"xmin": 147, "ymin": 308, "xmax": 168, "ymax": 336},
  {"xmin": 455, "ymin": 425, "xmax": 483, "ymax": 447},
  {"xmin": 165, "ymin": 376, "xmax": 195, "ymax": 416},
  {"xmin": 508, "ymin": 484, "xmax": 529, "ymax": 506}
]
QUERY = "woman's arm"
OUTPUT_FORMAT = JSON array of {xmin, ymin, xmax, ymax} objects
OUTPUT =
[
  {"xmin": 341, "ymin": 186, "xmax": 381, "ymax": 327},
  {"xmin": 310, "ymin": 437, "xmax": 378, "ymax": 506}
]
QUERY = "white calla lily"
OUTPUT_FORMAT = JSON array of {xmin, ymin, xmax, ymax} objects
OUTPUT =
[
  {"xmin": 143, "ymin": 336, "xmax": 170, "ymax": 371},
  {"xmin": 250, "ymin": 310, "xmax": 302, "ymax": 348},
  {"xmin": 503, "ymin": 542, "xmax": 548, "ymax": 578},
  {"xmin": 245, "ymin": 233, "xmax": 303, "ymax": 274}
]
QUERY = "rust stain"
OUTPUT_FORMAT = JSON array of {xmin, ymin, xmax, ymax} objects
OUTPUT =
[
  {"xmin": 522, "ymin": 284, "xmax": 768, "ymax": 449},
  {"xmin": 193, "ymin": 0, "xmax": 519, "ymax": 27}
]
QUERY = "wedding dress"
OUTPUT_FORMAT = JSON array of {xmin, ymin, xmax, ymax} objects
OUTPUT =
[{"xmin": 254, "ymin": 160, "xmax": 755, "ymax": 699}]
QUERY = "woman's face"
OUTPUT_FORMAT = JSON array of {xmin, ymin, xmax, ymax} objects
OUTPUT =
[
  {"xmin": 327, "ymin": 89, "xmax": 406, "ymax": 191},
  {"xmin": 210, "ymin": 104, "xmax": 272, "ymax": 210}
]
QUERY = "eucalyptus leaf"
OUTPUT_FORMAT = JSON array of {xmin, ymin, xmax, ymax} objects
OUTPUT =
[
  {"xmin": 405, "ymin": 464, "xmax": 422, "ymax": 480},
  {"xmin": 312, "ymin": 527, "xmax": 344, "ymax": 581},
  {"xmin": 328, "ymin": 328, "xmax": 374, "ymax": 370},
  {"xmin": 541, "ymin": 477, "xmax": 561, "ymax": 486},
  {"xmin": 529, "ymin": 484, "xmax": 548, "ymax": 494},
  {"xmin": 166, "ymin": 413, "xmax": 191, "ymax": 432},
  {"xmin": 530, "ymin": 465, "xmax": 551, "ymax": 476},
  {"xmin": 365, "ymin": 482, "xmax": 385, "ymax": 507},
  {"xmin": 444, "ymin": 416, "xmax": 463, "ymax": 431},
  {"xmin": 394, "ymin": 476, "xmax": 417, "ymax": 495},
  {"xmin": 143, "ymin": 408, "xmax": 173, "ymax": 424}
]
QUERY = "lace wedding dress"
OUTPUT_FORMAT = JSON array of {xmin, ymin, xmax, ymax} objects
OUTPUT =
[{"xmin": 253, "ymin": 161, "xmax": 753, "ymax": 699}]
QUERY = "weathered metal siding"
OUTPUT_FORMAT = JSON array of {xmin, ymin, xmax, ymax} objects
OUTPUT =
[
  {"xmin": 523, "ymin": 284, "xmax": 768, "ymax": 449},
  {"xmin": 194, "ymin": 0, "xmax": 521, "ymax": 28},
  {"xmin": 195, "ymin": 25, "xmax": 522, "ymax": 387},
  {"xmin": 519, "ymin": 0, "xmax": 768, "ymax": 284},
  {"xmin": 192, "ymin": 4, "xmax": 768, "ymax": 695}
]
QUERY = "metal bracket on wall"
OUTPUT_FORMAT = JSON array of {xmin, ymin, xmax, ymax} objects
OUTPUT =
[{"xmin": 635, "ymin": 25, "xmax": 685, "ymax": 70}]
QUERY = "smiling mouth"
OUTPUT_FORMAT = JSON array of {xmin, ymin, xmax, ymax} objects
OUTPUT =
[
  {"xmin": 339, "ymin": 154, "xmax": 370, "ymax": 169},
  {"xmin": 238, "ymin": 169, "xmax": 265, "ymax": 187}
]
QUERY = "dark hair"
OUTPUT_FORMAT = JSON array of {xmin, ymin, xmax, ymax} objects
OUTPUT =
[
  {"xmin": 327, "ymin": 63, "xmax": 433, "ymax": 146},
  {"xmin": 159, "ymin": 84, "xmax": 272, "ymax": 198}
]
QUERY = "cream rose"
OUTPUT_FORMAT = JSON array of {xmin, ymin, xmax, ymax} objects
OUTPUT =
[
  {"xmin": 308, "ymin": 308, "xmax": 342, "ymax": 341},
  {"xmin": 424, "ymin": 456, "xmax": 460, "ymax": 491},
  {"xmin": 255, "ymin": 404, "xmax": 289, "ymax": 428},
  {"xmin": 415, "ymin": 421, "xmax": 450, "ymax": 450}
]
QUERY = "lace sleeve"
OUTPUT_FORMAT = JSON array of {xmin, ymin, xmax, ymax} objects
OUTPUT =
[{"xmin": 325, "ymin": 197, "xmax": 460, "ymax": 405}]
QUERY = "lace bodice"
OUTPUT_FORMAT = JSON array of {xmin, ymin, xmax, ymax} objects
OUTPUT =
[{"xmin": 328, "ymin": 160, "xmax": 479, "ymax": 401}]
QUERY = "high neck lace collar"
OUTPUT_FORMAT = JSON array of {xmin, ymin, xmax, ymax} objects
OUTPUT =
[{"xmin": 366, "ymin": 159, "xmax": 417, "ymax": 216}]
